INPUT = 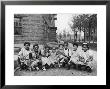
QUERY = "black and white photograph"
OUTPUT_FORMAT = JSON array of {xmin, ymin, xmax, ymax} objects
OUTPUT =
[
  {"xmin": 4, "ymin": 4, "xmax": 106, "ymax": 85},
  {"xmin": 14, "ymin": 13, "xmax": 97, "ymax": 76}
]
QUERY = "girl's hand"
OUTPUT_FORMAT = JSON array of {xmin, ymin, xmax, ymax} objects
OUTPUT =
[
  {"xmin": 86, "ymin": 56, "xmax": 93, "ymax": 62},
  {"xmin": 79, "ymin": 56, "xmax": 85, "ymax": 62},
  {"xmin": 89, "ymin": 56, "xmax": 93, "ymax": 61}
]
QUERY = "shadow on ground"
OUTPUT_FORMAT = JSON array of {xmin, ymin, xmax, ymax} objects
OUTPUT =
[{"xmin": 14, "ymin": 67, "xmax": 97, "ymax": 76}]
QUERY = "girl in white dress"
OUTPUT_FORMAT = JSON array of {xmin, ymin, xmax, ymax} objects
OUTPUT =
[
  {"xmin": 48, "ymin": 47, "xmax": 59, "ymax": 68},
  {"xmin": 67, "ymin": 43, "xmax": 79, "ymax": 70},
  {"xmin": 41, "ymin": 46, "xmax": 51, "ymax": 70},
  {"xmin": 78, "ymin": 43, "xmax": 94, "ymax": 72},
  {"xmin": 17, "ymin": 42, "xmax": 31, "ymax": 71}
]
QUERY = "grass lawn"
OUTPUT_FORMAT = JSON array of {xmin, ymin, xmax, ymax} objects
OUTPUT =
[
  {"xmin": 14, "ymin": 54, "xmax": 97, "ymax": 76},
  {"xmin": 14, "ymin": 65, "xmax": 97, "ymax": 76}
]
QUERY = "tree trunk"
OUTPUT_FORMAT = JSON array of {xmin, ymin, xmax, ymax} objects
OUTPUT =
[
  {"xmin": 89, "ymin": 28, "xmax": 90, "ymax": 43},
  {"xmin": 74, "ymin": 30, "xmax": 75, "ymax": 42},
  {"xmin": 84, "ymin": 29, "xmax": 85, "ymax": 42},
  {"xmin": 70, "ymin": 35, "xmax": 71, "ymax": 40},
  {"xmin": 93, "ymin": 28, "xmax": 95, "ymax": 43},
  {"xmin": 79, "ymin": 28, "xmax": 81, "ymax": 42},
  {"xmin": 76, "ymin": 32, "xmax": 77, "ymax": 42}
]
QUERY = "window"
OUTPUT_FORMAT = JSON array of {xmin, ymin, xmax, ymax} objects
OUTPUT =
[{"xmin": 14, "ymin": 17, "xmax": 22, "ymax": 35}]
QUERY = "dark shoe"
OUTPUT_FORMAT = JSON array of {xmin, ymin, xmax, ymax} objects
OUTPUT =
[
  {"xmin": 66, "ymin": 65, "xmax": 70, "ymax": 70},
  {"xmin": 80, "ymin": 65, "xmax": 86, "ymax": 71},
  {"xmin": 66, "ymin": 67, "xmax": 70, "ymax": 70},
  {"xmin": 50, "ymin": 64, "xmax": 54, "ymax": 68},
  {"xmin": 86, "ymin": 66, "xmax": 92, "ymax": 73},
  {"xmin": 62, "ymin": 62, "xmax": 66, "ymax": 68}
]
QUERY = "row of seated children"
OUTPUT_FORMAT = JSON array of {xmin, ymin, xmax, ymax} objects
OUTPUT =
[{"xmin": 16, "ymin": 42, "xmax": 94, "ymax": 73}]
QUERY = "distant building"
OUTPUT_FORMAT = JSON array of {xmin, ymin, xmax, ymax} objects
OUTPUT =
[{"xmin": 14, "ymin": 14, "xmax": 57, "ymax": 45}]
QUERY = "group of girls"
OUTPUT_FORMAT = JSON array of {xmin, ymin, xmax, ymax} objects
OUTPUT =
[{"xmin": 16, "ymin": 41, "xmax": 94, "ymax": 73}]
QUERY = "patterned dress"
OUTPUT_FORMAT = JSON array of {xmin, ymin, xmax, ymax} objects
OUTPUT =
[
  {"xmin": 56, "ymin": 49, "xmax": 66, "ymax": 63},
  {"xmin": 69, "ymin": 50, "xmax": 80, "ymax": 64},
  {"xmin": 41, "ymin": 50, "xmax": 51, "ymax": 65},
  {"xmin": 30, "ymin": 50, "xmax": 42, "ymax": 67},
  {"xmin": 18, "ymin": 47, "xmax": 31, "ymax": 66},
  {"xmin": 78, "ymin": 50, "xmax": 94, "ymax": 68},
  {"xmin": 48, "ymin": 51, "xmax": 59, "ymax": 64}
]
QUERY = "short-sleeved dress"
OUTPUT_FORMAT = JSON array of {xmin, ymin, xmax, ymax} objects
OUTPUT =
[
  {"xmin": 41, "ymin": 50, "xmax": 51, "ymax": 65},
  {"xmin": 30, "ymin": 50, "xmax": 42, "ymax": 67},
  {"xmin": 69, "ymin": 50, "xmax": 80, "ymax": 64},
  {"xmin": 48, "ymin": 52, "xmax": 59, "ymax": 64},
  {"xmin": 78, "ymin": 50, "xmax": 94, "ymax": 68},
  {"xmin": 18, "ymin": 47, "xmax": 31, "ymax": 65}
]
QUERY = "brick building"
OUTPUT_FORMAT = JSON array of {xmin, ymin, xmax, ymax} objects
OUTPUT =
[{"xmin": 14, "ymin": 14, "xmax": 57, "ymax": 45}]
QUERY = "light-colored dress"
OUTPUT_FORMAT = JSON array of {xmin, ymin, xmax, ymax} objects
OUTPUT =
[
  {"xmin": 48, "ymin": 52, "xmax": 58, "ymax": 64},
  {"xmin": 56, "ymin": 49, "xmax": 65, "ymax": 62},
  {"xmin": 78, "ymin": 50, "xmax": 94, "ymax": 68},
  {"xmin": 64, "ymin": 48, "xmax": 71, "ymax": 57},
  {"xmin": 18, "ymin": 47, "xmax": 31, "ymax": 65},
  {"xmin": 41, "ymin": 50, "xmax": 51, "ymax": 65},
  {"xmin": 69, "ymin": 50, "xmax": 80, "ymax": 64},
  {"xmin": 18, "ymin": 47, "xmax": 31, "ymax": 59},
  {"xmin": 30, "ymin": 50, "xmax": 42, "ymax": 67}
]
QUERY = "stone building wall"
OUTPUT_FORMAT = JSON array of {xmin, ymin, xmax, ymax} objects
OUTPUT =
[{"xmin": 14, "ymin": 14, "xmax": 57, "ymax": 44}]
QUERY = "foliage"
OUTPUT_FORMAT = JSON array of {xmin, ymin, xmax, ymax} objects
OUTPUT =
[
  {"xmin": 70, "ymin": 14, "xmax": 97, "ymax": 42},
  {"xmin": 63, "ymin": 30, "xmax": 66, "ymax": 38},
  {"xmin": 71, "ymin": 14, "xmax": 97, "ymax": 31}
]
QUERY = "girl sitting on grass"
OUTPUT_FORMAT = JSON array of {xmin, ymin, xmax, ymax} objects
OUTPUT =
[
  {"xmin": 41, "ymin": 45, "xmax": 51, "ymax": 71},
  {"xmin": 48, "ymin": 47, "xmax": 59, "ymax": 68},
  {"xmin": 67, "ymin": 43, "xmax": 79, "ymax": 70},
  {"xmin": 78, "ymin": 43, "xmax": 94, "ymax": 73},
  {"xmin": 15, "ymin": 42, "xmax": 32, "ymax": 72},
  {"xmin": 56, "ymin": 43, "xmax": 67, "ymax": 68},
  {"xmin": 30, "ymin": 44, "xmax": 42, "ymax": 71}
]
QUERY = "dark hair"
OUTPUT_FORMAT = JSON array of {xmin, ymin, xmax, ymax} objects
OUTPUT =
[
  {"xmin": 59, "ymin": 43, "xmax": 64, "ymax": 47},
  {"xmin": 64, "ymin": 42, "xmax": 68, "ymax": 46},
  {"xmin": 24, "ymin": 42, "xmax": 30, "ymax": 46},
  {"xmin": 73, "ymin": 43, "xmax": 78, "ymax": 47},
  {"xmin": 82, "ymin": 43, "xmax": 89, "ymax": 49},
  {"xmin": 44, "ymin": 45, "xmax": 50, "ymax": 49},
  {"xmin": 33, "ymin": 43, "xmax": 39, "ymax": 48}
]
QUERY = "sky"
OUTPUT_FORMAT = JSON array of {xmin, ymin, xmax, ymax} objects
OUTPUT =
[{"xmin": 55, "ymin": 14, "xmax": 74, "ymax": 35}]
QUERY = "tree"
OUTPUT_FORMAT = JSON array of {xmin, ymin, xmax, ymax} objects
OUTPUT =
[
  {"xmin": 59, "ymin": 33, "xmax": 62, "ymax": 40},
  {"xmin": 89, "ymin": 14, "xmax": 97, "ymax": 43},
  {"xmin": 67, "ymin": 32, "xmax": 71, "ymax": 40},
  {"xmin": 70, "ymin": 14, "xmax": 97, "ymax": 43},
  {"xmin": 63, "ymin": 30, "xmax": 67, "ymax": 40}
]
